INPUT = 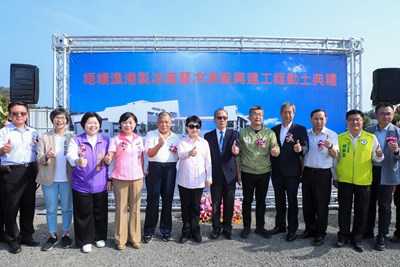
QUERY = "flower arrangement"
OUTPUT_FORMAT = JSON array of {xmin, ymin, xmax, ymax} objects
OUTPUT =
[
  {"xmin": 119, "ymin": 140, "xmax": 128, "ymax": 150},
  {"xmin": 285, "ymin": 132, "xmax": 294, "ymax": 143},
  {"xmin": 199, "ymin": 192, "xmax": 242, "ymax": 224},
  {"xmin": 317, "ymin": 140, "xmax": 325, "ymax": 150},
  {"xmin": 387, "ymin": 135, "xmax": 397, "ymax": 144},
  {"xmin": 169, "ymin": 144, "xmax": 177, "ymax": 154},
  {"xmin": 256, "ymin": 138, "xmax": 265, "ymax": 148},
  {"xmin": 78, "ymin": 144, "xmax": 87, "ymax": 157}
]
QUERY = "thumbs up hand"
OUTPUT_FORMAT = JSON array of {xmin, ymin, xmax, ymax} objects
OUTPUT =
[
  {"xmin": 294, "ymin": 139, "xmax": 302, "ymax": 153},
  {"xmin": 189, "ymin": 146, "xmax": 197, "ymax": 157},
  {"xmin": 324, "ymin": 135, "xmax": 333, "ymax": 149},
  {"xmin": 45, "ymin": 148, "xmax": 56, "ymax": 161},
  {"xmin": 158, "ymin": 133, "xmax": 166, "ymax": 147},
  {"xmin": 231, "ymin": 140, "xmax": 240, "ymax": 155},
  {"xmin": 75, "ymin": 154, "xmax": 88, "ymax": 167},
  {"xmin": 375, "ymin": 143, "xmax": 383, "ymax": 158},
  {"xmin": 3, "ymin": 138, "xmax": 12, "ymax": 154},
  {"xmin": 104, "ymin": 152, "xmax": 114, "ymax": 165},
  {"xmin": 270, "ymin": 143, "xmax": 279, "ymax": 157}
]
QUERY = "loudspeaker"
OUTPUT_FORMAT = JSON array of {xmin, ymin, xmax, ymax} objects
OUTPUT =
[
  {"xmin": 10, "ymin": 64, "xmax": 39, "ymax": 104},
  {"xmin": 371, "ymin": 68, "xmax": 400, "ymax": 105}
]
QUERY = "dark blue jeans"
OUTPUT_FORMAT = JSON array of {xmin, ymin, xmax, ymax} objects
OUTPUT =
[{"xmin": 144, "ymin": 162, "xmax": 177, "ymax": 236}]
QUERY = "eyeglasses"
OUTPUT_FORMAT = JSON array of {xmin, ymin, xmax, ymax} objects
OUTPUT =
[
  {"xmin": 188, "ymin": 124, "xmax": 201, "ymax": 129},
  {"xmin": 378, "ymin": 112, "xmax": 393, "ymax": 116},
  {"xmin": 251, "ymin": 113, "xmax": 263, "ymax": 118},
  {"xmin": 347, "ymin": 118, "xmax": 363, "ymax": 122},
  {"xmin": 11, "ymin": 111, "xmax": 27, "ymax": 117},
  {"xmin": 216, "ymin": 116, "xmax": 228, "ymax": 121}
]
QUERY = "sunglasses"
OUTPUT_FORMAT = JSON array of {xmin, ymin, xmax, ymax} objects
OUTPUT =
[
  {"xmin": 188, "ymin": 124, "xmax": 201, "ymax": 129},
  {"xmin": 216, "ymin": 116, "xmax": 228, "ymax": 120},
  {"xmin": 11, "ymin": 111, "xmax": 27, "ymax": 117}
]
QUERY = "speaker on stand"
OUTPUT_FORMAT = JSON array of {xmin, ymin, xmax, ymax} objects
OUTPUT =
[{"xmin": 9, "ymin": 64, "xmax": 39, "ymax": 104}]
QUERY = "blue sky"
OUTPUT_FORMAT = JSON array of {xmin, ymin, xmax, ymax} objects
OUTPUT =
[{"xmin": 1, "ymin": 0, "xmax": 399, "ymax": 110}]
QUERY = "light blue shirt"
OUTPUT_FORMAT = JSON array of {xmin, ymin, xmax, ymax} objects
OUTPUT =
[
  {"xmin": 373, "ymin": 124, "xmax": 389, "ymax": 166},
  {"xmin": 0, "ymin": 123, "xmax": 38, "ymax": 165}
]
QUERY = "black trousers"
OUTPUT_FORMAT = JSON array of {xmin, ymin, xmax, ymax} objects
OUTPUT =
[
  {"xmin": 394, "ymin": 185, "xmax": 400, "ymax": 238},
  {"xmin": 178, "ymin": 185, "xmax": 203, "ymax": 237},
  {"xmin": 337, "ymin": 182, "xmax": 370, "ymax": 243},
  {"xmin": 210, "ymin": 178, "xmax": 236, "ymax": 232},
  {"xmin": 72, "ymin": 189, "xmax": 108, "ymax": 247},
  {"xmin": 271, "ymin": 174, "xmax": 301, "ymax": 233},
  {"xmin": 366, "ymin": 166, "xmax": 394, "ymax": 238},
  {"xmin": 302, "ymin": 167, "xmax": 332, "ymax": 237},
  {"xmin": 241, "ymin": 171, "xmax": 270, "ymax": 229},
  {"xmin": 0, "ymin": 164, "xmax": 37, "ymax": 243}
]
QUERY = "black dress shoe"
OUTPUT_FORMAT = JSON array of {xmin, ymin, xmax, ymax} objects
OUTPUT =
[
  {"xmin": 222, "ymin": 230, "xmax": 232, "ymax": 240},
  {"xmin": 209, "ymin": 231, "xmax": 219, "ymax": 239},
  {"xmin": 241, "ymin": 228, "xmax": 251, "ymax": 239},
  {"xmin": 286, "ymin": 232, "xmax": 297, "ymax": 242},
  {"xmin": 254, "ymin": 228, "xmax": 271, "ymax": 239},
  {"xmin": 193, "ymin": 234, "xmax": 202, "ymax": 243},
  {"xmin": 180, "ymin": 234, "xmax": 190, "ymax": 244},
  {"xmin": 313, "ymin": 236, "xmax": 324, "ymax": 246},
  {"xmin": 21, "ymin": 239, "xmax": 40, "ymax": 247},
  {"xmin": 374, "ymin": 236, "xmax": 386, "ymax": 251},
  {"xmin": 268, "ymin": 226, "xmax": 286, "ymax": 235},
  {"xmin": 351, "ymin": 242, "xmax": 364, "ymax": 253},
  {"xmin": 8, "ymin": 241, "xmax": 22, "ymax": 254},
  {"xmin": 298, "ymin": 231, "xmax": 314, "ymax": 239}
]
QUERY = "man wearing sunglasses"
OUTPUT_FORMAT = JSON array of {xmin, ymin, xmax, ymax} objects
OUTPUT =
[
  {"xmin": 0, "ymin": 102, "xmax": 39, "ymax": 254},
  {"xmin": 204, "ymin": 109, "xmax": 240, "ymax": 240}
]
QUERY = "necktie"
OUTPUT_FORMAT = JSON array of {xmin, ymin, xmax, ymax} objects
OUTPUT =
[{"xmin": 219, "ymin": 131, "xmax": 224, "ymax": 153}]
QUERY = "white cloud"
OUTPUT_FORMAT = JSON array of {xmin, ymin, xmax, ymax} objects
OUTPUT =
[
  {"xmin": 288, "ymin": 64, "xmax": 306, "ymax": 73},
  {"xmin": 264, "ymin": 117, "xmax": 280, "ymax": 125}
]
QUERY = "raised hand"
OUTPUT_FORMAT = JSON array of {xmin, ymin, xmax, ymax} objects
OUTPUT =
[
  {"xmin": 75, "ymin": 154, "xmax": 88, "ymax": 168},
  {"xmin": 294, "ymin": 139, "xmax": 302, "ymax": 153},
  {"xmin": 158, "ymin": 133, "xmax": 166, "ymax": 147},
  {"xmin": 189, "ymin": 146, "xmax": 197, "ymax": 157},
  {"xmin": 3, "ymin": 138, "xmax": 12, "ymax": 154},
  {"xmin": 270, "ymin": 143, "xmax": 279, "ymax": 157},
  {"xmin": 375, "ymin": 143, "xmax": 383, "ymax": 158},
  {"xmin": 104, "ymin": 152, "xmax": 113, "ymax": 165},
  {"xmin": 45, "ymin": 148, "xmax": 56, "ymax": 160},
  {"xmin": 231, "ymin": 140, "xmax": 240, "ymax": 155},
  {"xmin": 324, "ymin": 135, "xmax": 332, "ymax": 149}
]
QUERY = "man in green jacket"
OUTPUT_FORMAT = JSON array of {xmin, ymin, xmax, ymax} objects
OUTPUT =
[{"xmin": 236, "ymin": 105, "xmax": 279, "ymax": 239}]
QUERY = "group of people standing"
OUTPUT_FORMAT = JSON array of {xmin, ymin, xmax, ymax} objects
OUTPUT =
[{"xmin": 0, "ymin": 101, "xmax": 399, "ymax": 255}]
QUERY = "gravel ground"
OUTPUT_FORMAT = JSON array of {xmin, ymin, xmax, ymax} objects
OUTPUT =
[{"xmin": 0, "ymin": 207, "xmax": 399, "ymax": 267}]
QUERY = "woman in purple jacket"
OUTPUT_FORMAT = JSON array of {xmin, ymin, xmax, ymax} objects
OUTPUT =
[{"xmin": 66, "ymin": 112, "xmax": 111, "ymax": 253}]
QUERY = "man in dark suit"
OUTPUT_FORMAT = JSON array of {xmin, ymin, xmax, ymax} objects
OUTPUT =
[
  {"xmin": 270, "ymin": 102, "xmax": 309, "ymax": 242},
  {"xmin": 204, "ymin": 108, "xmax": 240, "ymax": 240}
]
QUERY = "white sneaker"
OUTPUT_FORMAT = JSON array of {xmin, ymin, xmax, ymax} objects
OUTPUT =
[
  {"xmin": 95, "ymin": 240, "xmax": 105, "ymax": 248},
  {"xmin": 82, "ymin": 244, "xmax": 92, "ymax": 253}
]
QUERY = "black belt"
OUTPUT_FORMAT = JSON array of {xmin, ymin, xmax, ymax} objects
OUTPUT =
[
  {"xmin": 304, "ymin": 166, "xmax": 331, "ymax": 172},
  {"xmin": 149, "ymin": 162, "xmax": 177, "ymax": 167},
  {"xmin": 8, "ymin": 162, "xmax": 36, "ymax": 169}
]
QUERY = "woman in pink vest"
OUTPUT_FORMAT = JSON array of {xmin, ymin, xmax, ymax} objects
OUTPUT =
[{"xmin": 105, "ymin": 112, "xmax": 144, "ymax": 251}]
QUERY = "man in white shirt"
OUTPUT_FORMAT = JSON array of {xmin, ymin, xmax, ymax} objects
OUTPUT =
[{"xmin": 300, "ymin": 109, "xmax": 338, "ymax": 246}]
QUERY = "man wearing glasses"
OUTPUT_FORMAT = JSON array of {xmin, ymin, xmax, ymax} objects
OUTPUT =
[
  {"xmin": 0, "ymin": 102, "xmax": 39, "ymax": 254},
  {"xmin": 204, "ymin": 109, "xmax": 239, "ymax": 240},
  {"xmin": 334, "ymin": 109, "xmax": 383, "ymax": 253},
  {"xmin": 236, "ymin": 106, "xmax": 279, "ymax": 239},
  {"xmin": 364, "ymin": 103, "xmax": 400, "ymax": 251}
]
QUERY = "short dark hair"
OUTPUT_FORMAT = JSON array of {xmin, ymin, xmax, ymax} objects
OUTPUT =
[
  {"xmin": 8, "ymin": 102, "xmax": 28, "ymax": 113},
  {"xmin": 50, "ymin": 108, "xmax": 70, "ymax": 124},
  {"xmin": 249, "ymin": 106, "xmax": 263, "ymax": 115},
  {"xmin": 374, "ymin": 102, "xmax": 394, "ymax": 113},
  {"xmin": 310, "ymin": 109, "xmax": 327, "ymax": 118},
  {"xmin": 346, "ymin": 109, "xmax": 364, "ymax": 119},
  {"xmin": 80, "ymin": 112, "xmax": 102, "ymax": 129},
  {"xmin": 213, "ymin": 108, "xmax": 228, "ymax": 118},
  {"xmin": 119, "ymin": 112, "xmax": 138, "ymax": 132},
  {"xmin": 185, "ymin": 115, "xmax": 202, "ymax": 127}
]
